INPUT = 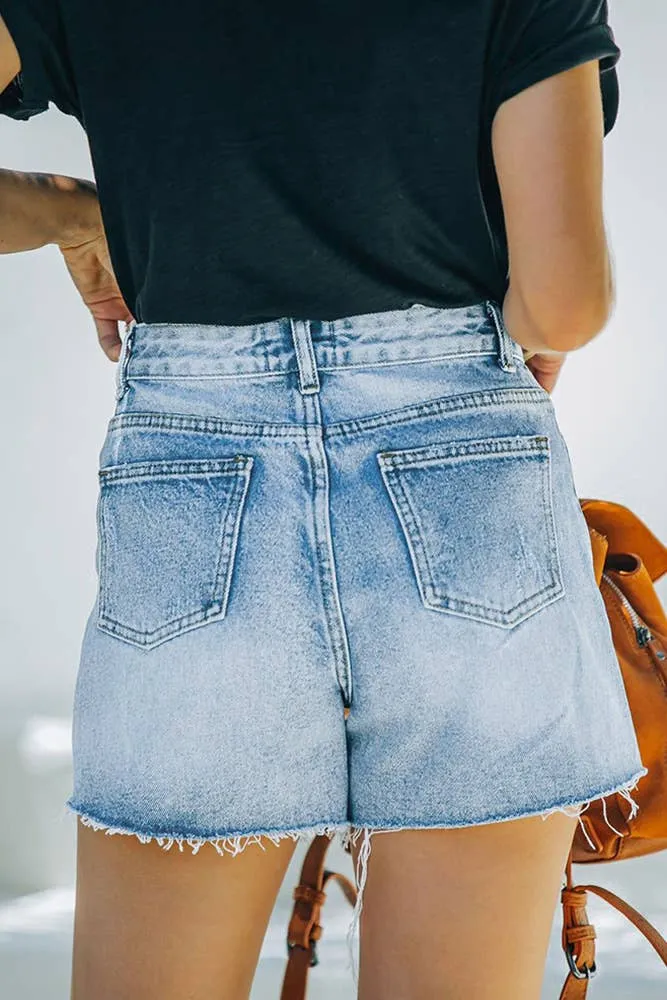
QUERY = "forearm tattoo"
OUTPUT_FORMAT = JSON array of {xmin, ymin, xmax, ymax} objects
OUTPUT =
[{"xmin": 0, "ymin": 168, "xmax": 99, "ymax": 252}]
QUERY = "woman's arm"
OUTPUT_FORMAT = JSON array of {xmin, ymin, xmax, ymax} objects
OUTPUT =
[
  {"xmin": 0, "ymin": 161, "xmax": 134, "ymax": 361},
  {"xmin": 1, "ymin": 14, "xmax": 101, "ymax": 253},
  {"xmin": 0, "ymin": 168, "xmax": 103, "ymax": 253},
  {"xmin": 0, "ymin": 160, "xmax": 134, "ymax": 362},
  {"xmin": 492, "ymin": 58, "xmax": 614, "ymax": 356},
  {"xmin": 0, "ymin": 14, "xmax": 132, "ymax": 360}
]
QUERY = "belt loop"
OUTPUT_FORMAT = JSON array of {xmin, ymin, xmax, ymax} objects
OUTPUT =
[
  {"xmin": 289, "ymin": 318, "xmax": 320, "ymax": 394},
  {"xmin": 486, "ymin": 299, "xmax": 517, "ymax": 373},
  {"xmin": 115, "ymin": 319, "xmax": 137, "ymax": 401}
]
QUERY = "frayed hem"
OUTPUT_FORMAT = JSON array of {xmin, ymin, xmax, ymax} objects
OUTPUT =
[
  {"xmin": 548, "ymin": 769, "xmax": 648, "ymax": 850},
  {"xmin": 339, "ymin": 767, "xmax": 648, "ymax": 989},
  {"xmin": 64, "ymin": 802, "xmax": 348, "ymax": 857}
]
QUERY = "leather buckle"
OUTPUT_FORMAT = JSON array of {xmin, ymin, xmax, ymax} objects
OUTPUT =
[
  {"xmin": 286, "ymin": 939, "xmax": 319, "ymax": 968},
  {"xmin": 565, "ymin": 945, "xmax": 597, "ymax": 980},
  {"xmin": 286, "ymin": 884, "xmax": 325, "ymax": 968}
]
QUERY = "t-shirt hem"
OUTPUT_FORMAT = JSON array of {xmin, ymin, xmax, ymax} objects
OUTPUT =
[
  {"xmin": 0, "ymin": 2, "xmax": 51, "ymax": 120},
  {"xmin": 0, "ymin": 73, "xmax": 49, "ymax": 120}
]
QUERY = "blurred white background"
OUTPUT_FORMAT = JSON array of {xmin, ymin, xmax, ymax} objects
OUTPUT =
[{"xmin": 0, "ymin": 2, "xmax": 665, "ymax": 997}]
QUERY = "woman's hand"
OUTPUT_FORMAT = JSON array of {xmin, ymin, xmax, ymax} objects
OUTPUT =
[
  {"xmin": 55, "ymin": 176, "xmax": 134, "ymax": 362},
  {"xmin": 58, "ymin": 225, "xmax": 134, "ymax": 362},
  {"xmin": 0, "ymin": 169, "xmax": 134, "ymax": 360},
  {"xmin": 523, "ymin": 350, "xmax": 568, "ymax": 394}
]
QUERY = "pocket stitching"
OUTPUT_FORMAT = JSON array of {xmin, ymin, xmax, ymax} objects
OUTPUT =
[
  {"xmin": 97, "ymin": 457, "xmax": 254, "ymax": 648},
  {"xmin": 98, "ymin": 456, "xmax": 251, "ymax": 484},
  {"xmin": 378, "ymin": 458, "xmax": 438, "ymax": 605},
  {"xmin": 377, "ymin": 436, "xmax": 565, "ymax": 627},
  {"xmin": 211, "ymin": 459, "xmax": 254, "ymax": 618},
  {"xmin": 377, "ymin": 433, "xmax": 550, "ymax": 469}
]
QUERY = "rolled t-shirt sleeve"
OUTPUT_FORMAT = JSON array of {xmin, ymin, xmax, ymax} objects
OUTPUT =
[
  {"xmin": 489, "ymin": 0, "xmax": 621, "ymax": 136},
  {"xmin": 0, "ymin": 0, "xmax": 62, "ymax": 120}
]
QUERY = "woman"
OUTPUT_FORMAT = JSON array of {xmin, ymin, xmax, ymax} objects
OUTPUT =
[{"xmin": 0, "ymin": 2, "xmax": 647, "ymax": 998}]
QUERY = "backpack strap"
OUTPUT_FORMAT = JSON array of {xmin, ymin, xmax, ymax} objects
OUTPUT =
[
  {"xmin": 282, "ymin": 838, "xmax": 667, "ymax": 1000},
  {"xmin": 579, "ymin": 498, "xmax": 667, "ymax": 582},
  {"xmin": 559, "ymin": 854, "xmax": 667, "ymax": 999},
  {"xmin": 281, "ymin": 834, "xmax": 356, "ymax": 1000}
]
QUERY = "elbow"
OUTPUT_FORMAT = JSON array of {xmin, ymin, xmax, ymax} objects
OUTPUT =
[
  {"xmin": 541, "ymin": 298, "xmax": 613, "ymax": 353},
  {"xmin": 519, "ymin": 282, "xmax": 615, "ymax": 354}
]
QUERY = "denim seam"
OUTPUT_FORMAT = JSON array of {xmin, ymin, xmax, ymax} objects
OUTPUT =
[
  {"xmin": 422, "ymin": 585, "xmax": 565, "ymax": 626},
  {"xmin": 544, "ymin": 435, "xmax": 566, "ymax": 603},
  {"xmin": 98, "ymin": 491, "xmax": 109, "ymax": 628},
  {"xmin": 126, "ymin": 369, "xmax": 290, "ymax": 382},
  {"xmin": 98, "ymin": 458, "xmax": 251, "ymax": 483},
  {"xmin": 121, "ymin": 347, "xmax": 522, "ymax": 382},
  {"xmin": 211, "ymin": 464, "xmax": 252, "ymax": 621},
  {"xmin": 378, "ymin": 434, "xmax": 549, "ymax": 468},
  {"xmin": 325, "ymin": 387, "xmax": 549, "ymax": 439},
  {"xmin": 98, "ymin": 603, "xmax": 227, "ymax": 647},
  {"xmin": 301, "ymin": 394, "xmax": 353, "ymax": 706},
  {"xmin": 108, "ymin": 413, "xmax": 307, "ymax": 439},
  {"xmin": 105, "ymin": 387, "xmax": 549, "ymax": 443},
  {"xmin": 320, "ymin": 349, "xmax": 511, "ymax": 372},
  {"xmin": 378, "ymin": 458, "xmax": 438, "ymax": 606}
]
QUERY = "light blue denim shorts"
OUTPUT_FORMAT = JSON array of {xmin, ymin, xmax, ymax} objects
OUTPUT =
[{"xmin": 65, "ymin": 299, "xmax": 647, "ymax": 962}]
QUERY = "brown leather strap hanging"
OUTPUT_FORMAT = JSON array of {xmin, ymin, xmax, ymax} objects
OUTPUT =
[
  {"xmin": 559, "ymin": 852, "xmax": 667, "ymax": 998},
  {"xmin": 281, "ymin": 834, "xmax": 357, "ymax": 1000}
]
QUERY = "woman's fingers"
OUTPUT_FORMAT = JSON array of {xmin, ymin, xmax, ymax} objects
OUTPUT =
[
  {"xmin": 526, "ymin": 352, "xmax": 568, "ymax": 394},
  {"xmin": 95, "ymin": 316, "xmax": 123, "ymax": 361},
  {"xmin": 59, "ymin": 230, "xmax": 134, "ymax": 361}
]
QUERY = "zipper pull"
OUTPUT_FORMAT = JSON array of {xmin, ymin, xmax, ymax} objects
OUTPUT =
[
  {"xmin": 602, "ymin": 572, "xmax": 654, "ymax": 648},
  {"xmin": 634, "ymin": 625, "xmax": 653, "ymax": 648}
]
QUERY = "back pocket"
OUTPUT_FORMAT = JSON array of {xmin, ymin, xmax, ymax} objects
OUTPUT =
[
  {"xmin": 377, "ymin": 435, "xmax": 564, "ymax": 628},
  {"xmin": 97, "ymin": 456, "xmax": 254, "ymax": 649}
]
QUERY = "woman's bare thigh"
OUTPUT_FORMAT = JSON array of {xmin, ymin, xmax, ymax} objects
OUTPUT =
[
  {"xmin": 350, "ymin": 811, "xmax": 578, "ymax": 1000},
  {"xmin": 71, "ymin": 819, "xmax": 298, "ymax": 1000}
]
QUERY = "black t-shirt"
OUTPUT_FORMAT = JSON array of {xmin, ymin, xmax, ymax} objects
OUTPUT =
[{"xmin": 0, "ymin": 1, "xmax": 621, "ymax": 326}]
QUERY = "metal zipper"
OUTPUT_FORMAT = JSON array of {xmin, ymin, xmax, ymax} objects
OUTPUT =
[{"xmin": 602, "ymin": 572, "xmax": 654, "ymax": 647}]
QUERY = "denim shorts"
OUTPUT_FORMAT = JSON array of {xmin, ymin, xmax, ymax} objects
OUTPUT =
[{"xmin": 65, "ymin": 299, "xmax": 647, "ymax": 970}]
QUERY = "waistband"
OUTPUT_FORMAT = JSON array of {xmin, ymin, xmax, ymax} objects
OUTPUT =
[{"xmin": 116, "ymin": 299, "xmax": 524, "ymax": 399}]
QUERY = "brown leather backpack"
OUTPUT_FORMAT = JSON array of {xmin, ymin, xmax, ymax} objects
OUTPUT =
[{"xmin": 281, "ymin": 499, "xmax": 667, "ymax": 1000}]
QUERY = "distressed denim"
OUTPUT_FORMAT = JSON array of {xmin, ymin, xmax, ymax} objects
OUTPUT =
[{"xmin": 65, "ymin": 299, "xmax": 647, "ymax": 979}]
